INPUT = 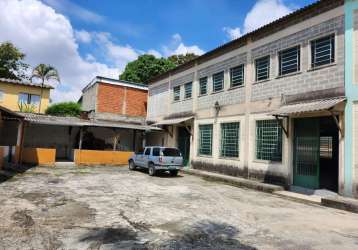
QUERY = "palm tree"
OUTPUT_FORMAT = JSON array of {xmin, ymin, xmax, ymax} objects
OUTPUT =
[{"xmin": 31, "ymin": 64, "xmax": 60, "ymax": 113}]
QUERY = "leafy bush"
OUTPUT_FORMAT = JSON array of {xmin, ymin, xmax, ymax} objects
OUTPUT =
[
  {"xmin": 18, "ymin": 103, "xmax": 37, "ymax": 113},
  {"xmin": 45, "ymin": 102, "xmax": 82, "ymax": 117}
]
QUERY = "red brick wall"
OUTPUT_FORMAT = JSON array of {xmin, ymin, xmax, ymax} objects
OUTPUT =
[{"xmin": 97, "ymin": 83, "xmax": 147, "ymax": 117}]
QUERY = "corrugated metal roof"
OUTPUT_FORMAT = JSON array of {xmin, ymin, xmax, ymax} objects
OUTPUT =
[
  {"xmin": 0, "ymin": 78, "xmax": 54, "ymax": 89},
  {"xmin": 19, "ymin": 113, "xmax": 160, "ymax": 131},
  {"xmin": 153, "ymin": 116, "xmax": 193, "ymax": 126},
  {"xmin": 271, "ymin": 97, "xmax": 346, "ymax": 116}
]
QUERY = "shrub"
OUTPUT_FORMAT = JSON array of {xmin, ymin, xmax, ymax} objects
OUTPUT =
[{"xmin": 45, "ymin": 102, "xmax": 82, "ymax": 117}]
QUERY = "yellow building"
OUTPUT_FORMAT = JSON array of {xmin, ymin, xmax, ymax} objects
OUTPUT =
[{"xmin": 0, "ymin": 78, "xmax": 52, "ymax": 113}]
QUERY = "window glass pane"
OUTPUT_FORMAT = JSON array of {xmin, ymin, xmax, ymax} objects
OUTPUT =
[
  {"xmin": 144, "ymin": 148, "xmax": 151, "ymax": 155},
  {"xmin": 221, "ymin": 122, "xmax": 240, "ymax": 158},
  {"xmin": 18, "ymin": 93, "xmax": 29, "ymax": 104},
  {"xmin": 212, "ymin": 71, "xmax": 224, "ymax": 92},
  {"xmin": 184, "ymin": 82, "xmax": 192, "ymax": 99},
  {"xmin": 198, "ymin": 124, "xmax": 213, "ymax": 156},
  {"xmin": 311, "ymin": 34, "xmax": 335, "ymax": 68},
  {"xmin": 152, "ymin": 147, "xmax": 160, "ymax": 156},
  {"xmin": 256, "ymin": 120, "xmax": 282, "ymax": 161},
  {"xmin": 173, "ymin": 86, "xmax": 180, "ymax": 101},
  {"xmin": 30, "ymin": 95, "xmax": 40, "ymax": 105},
  {"xmin": 162, "ymin": 148, "xmax": 181, "ymax": 156},
  {"xmin": 279, "ymin": 46, "xmax": 300, "ymax": 75},
  {"xmin": 199, "ymin": 77, "xmax": 207, "ymax": 95},
  {"xmin": 255, "ymin": 56, "xmax": 270, "ymax": 81},
  {"xmin": 230, "ymin": 65, "xmax": 244, "ymax": 87}
]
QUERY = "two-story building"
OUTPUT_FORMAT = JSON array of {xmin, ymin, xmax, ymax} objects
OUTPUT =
[
  {"xmin": 0, "ymin": 77, "xmax": 52, "ymax": 113},
  {"xmin": 147, "ymin": 0, "xmax": 353, "ymax": 196}
]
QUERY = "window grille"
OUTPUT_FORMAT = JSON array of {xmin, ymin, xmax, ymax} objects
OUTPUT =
[
  {"xmin": 311, "ymin": 34, "xmax": 335, "ymax": 68},
  {"xmin": 199, "ymin": 77, "xmax": 207, "ymax": 95},
  {"xmin": 173, "ymin": 86, "xmax": 180, "ymax": 101},
  {"xmin": 279, "ymin": 46, "xmax": 300, "ymax": 75},
  {"xmin": 256, "ymin": 120, "xmax": 282, "ymax": 161},
  {"xmin": 320, "ymin": 136, "xmax": 333, "ymax": 159},
  {"xmin": 198, "ymin": 124, "xmax": 213, "ymax": 156},
  {"xmin": 212, "ymin": 71, "xmax": 224, "ymax": 92},
  {"xmin": 221, "ymin": 122, "xmax": 240, "ymax": 158},
  {"xmin": 184, "ymin": 82, "xmax": 192, "ymax": 99},
  {"xmin": 255, "ymin": 56, "xmax": 270, "ymax": 81},
  {"xmin": 230, "ymin": 65, "xmax": 244, "ymax": 87}
]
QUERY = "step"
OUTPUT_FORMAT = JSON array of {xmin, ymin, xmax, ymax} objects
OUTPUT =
[
  {"xmin": 54, "ymin": 162, "xmax": 76, "ymax": 168},
  {"xmin": 182, "ymin": 168, "xmax": 284, "ymax": 193},
  {"xmin": 274, "ymin": 190, "xmax": 322, "ymax": 205},
  {"xmin": 321, "ymin": 196, "xmax": 358, "ymax": 214}
]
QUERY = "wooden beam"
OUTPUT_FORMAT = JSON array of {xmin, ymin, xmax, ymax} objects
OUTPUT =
[
  {"xmin": 274, "ymin": 115, "xmax": 289, "ymax": 138},
  {"xmin": 328, "ymin": 110, "xmax": 343, "ymax": 137}
]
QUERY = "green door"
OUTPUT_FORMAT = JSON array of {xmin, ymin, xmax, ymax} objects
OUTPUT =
[
  {"xmin": 293, "ymin": 118, "xmax": 320, "ymax": 189},
  {"xmin": 177, "ymin": 127, "xmax": 191, "ymax": 166}
]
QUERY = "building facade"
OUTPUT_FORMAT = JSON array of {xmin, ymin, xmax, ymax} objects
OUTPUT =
[
  {"xmin": 81, "ymin": 76, "xmax": 148, "ymax": 124},
  {"xmin": 0, "ymin": 78, "xmax": 52, "ymax": 113},
  {"xmin": 147, "ymin": 0, "xmax": 354, "ymax": 196}
]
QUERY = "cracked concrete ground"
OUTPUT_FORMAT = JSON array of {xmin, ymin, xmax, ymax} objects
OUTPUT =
[{"xmin": 0, "ymin": 166, "xmax": 358, "ymax": 250}]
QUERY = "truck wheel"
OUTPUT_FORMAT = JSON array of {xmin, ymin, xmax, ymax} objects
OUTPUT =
[
  {"xmin": 129, "ymin": 160, "xmax": 136, "ymax": 170},
  {"xmin": 170, "ymin": 170, "xmax": 178, "ymax": 177},
  {"xmin": 148, "ymin": 164, "xmax": 156, "ymax": 176}
]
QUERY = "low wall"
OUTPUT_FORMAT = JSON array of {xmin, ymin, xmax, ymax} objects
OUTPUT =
[
  {"xmin": 74, "ymin": 149, "xmax": 133, "ymax": 166},
  {"xmin": 15, "ymin": 147, "xmax": 56, "ymax": 166}
]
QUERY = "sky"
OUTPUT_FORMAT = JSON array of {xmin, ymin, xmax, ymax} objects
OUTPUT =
[{"xmin": 0, "ymin": 0, "xmax": 316, "ymax": 103}]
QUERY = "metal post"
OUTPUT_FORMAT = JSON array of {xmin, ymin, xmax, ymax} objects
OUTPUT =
[{"xmin": 79, "ymin": 127, "xmax": 83, "ymax": 149}]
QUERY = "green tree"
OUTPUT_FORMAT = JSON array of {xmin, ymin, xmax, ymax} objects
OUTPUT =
[
  {"xmin": 168, "ymin": 53, "xmax": 199, "ymax": 66},
  {"xmin": 31, "ymin": 64, "xmax": 60, "ymax": 113},
  {"xmin": 119, "ymin": 54, "xmax": 176, "ymax": 84},
  {"xmin": 45, "ymin": 102, "xmax": 82, "ymax": 117},
  {"xmin": 0, "ymin": 42, "xmax": 29, "ymax": 80}
]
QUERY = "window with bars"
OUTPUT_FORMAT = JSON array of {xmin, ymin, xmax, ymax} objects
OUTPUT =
[
  {"xmin": 18, "ymin": 93, "xmax": 40, "ymax": 106},
  {"xmin": 212, "ymin": 71, "xmax": 224, "ymax": 92},
  {"xmin": 256, "ymin": 120, "xmax": 282, "ymax": 161},
  {"xmin": 198, "ymin": 124, "xmax": 213, "ymax": 156},
  {"xmin": 311, "ymin": 34, "xmax": 335, "ymax": 68},
  {"xmin": 184, "ymin": 82, "xmax": 192, "ymax": 99},
  {"xmin": 173, "ymin": 86, "xmax": 180, "ymax": 101},
  {"xmin": 279, "ymin": 46, "xmax": 300, "ymax": 76},
  {"xmin": 230, "ymin": 65, "xmax": 244, "ymax": 87},
  {"xmin": 199, "ymin": 77, "xmax": 207, "ymax": 96},
  {"xmin": 255, "ymin": 56, "xmax": 270, "ymax": 81},
  {"xmin": 221, "ymin": 122, "xmax": 240, "ymax": 158}
]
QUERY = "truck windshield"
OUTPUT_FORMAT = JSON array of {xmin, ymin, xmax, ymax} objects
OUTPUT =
[{"xmin": 162, "ymin": 148, "xmax": 181, "ymax": 156}]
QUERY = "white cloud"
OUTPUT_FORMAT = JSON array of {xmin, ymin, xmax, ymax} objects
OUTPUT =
[
  {"xmin": 223, "ymin": 27, "xmax": 242, "ymax": 40},
  {"xmin": 162, "ymin": 33, "xmax": 205, "ymax": 57},
  {"xmin": 75, "ymin": 29, "xmax": 92, "ymax": 43},
  {"xmin": 0, "ymin": 0, "xmax": 119, "ymax": 102},
  {"xmin": 223, "ymin": 0, "xmax": 293, "ymax": 40},
  {"xmin": 43, "ymin": 0, "xmax": 104, "ymax": 23},
  {"xmin": 147, "ymin": 49, "xmax": 162, "ymax": 58}
]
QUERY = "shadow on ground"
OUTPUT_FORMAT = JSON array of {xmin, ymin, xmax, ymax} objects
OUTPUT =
[
  {"xmin": 134, "ymin": 168, "xmax": 184, "ymax": 178},
  {"xmin": 79, "ymin": 220, "xmax": 256, "ymax": 249},
  {"xmin": 0, "ymin": 164, "xmax": 34, "ymax": 183}
]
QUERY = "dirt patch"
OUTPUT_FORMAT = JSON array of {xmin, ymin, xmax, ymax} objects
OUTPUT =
[{"xmin": 11, "ymin": 210, "xmax": 35, "ymax": 228}]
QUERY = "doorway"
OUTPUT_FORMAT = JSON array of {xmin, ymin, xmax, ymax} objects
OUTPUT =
[
  {"xmin": 177, "ymin": 127, "xmax": 191, "ymax": 166},
  {"xmin": 293, "ymin": 117, "xmax": 339, "ymax": 192}
]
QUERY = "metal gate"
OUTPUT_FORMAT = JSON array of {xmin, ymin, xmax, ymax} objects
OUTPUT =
[
  {"xmin": 177, "ymin": 127, "xmax": 190, "ymax": 166},
  {"xmin": 293, "ymin": 118, "xmax": 320, "ymax": 189}
]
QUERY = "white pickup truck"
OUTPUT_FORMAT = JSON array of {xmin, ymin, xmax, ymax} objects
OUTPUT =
[{"xmin": 128, "ymin": 146, "xmax": 183, "ymax": 176}]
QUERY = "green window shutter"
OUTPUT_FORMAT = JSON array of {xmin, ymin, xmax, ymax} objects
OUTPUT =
[
  {"xmin": 256, "ymin": 120, "xmax": 282, "ymax": 161},
  {"xmin": 184, "ymin": 82, "xmax": 192, "ymax": 99},
  {"xmin": 199, "ymin": 124, "xmax": 213, "ymax": 156},
  {"xmin": 255, "ymin": 56, "xmax": 270, "ymax": 81},
  {"xmin": 199, "ymin": 77, "xmax": 207, "ymax": 95},
  {"xmin": 173, "ymin": 86, "xmax": 180, "ymax": 101},
  {"xmin": 311, "ymin": 34, "xmax": 335, "ymax": 68},
  {"xmin": 230, "ymin": 65, "xmax": 244, "ymax": 87},
  {"xmin": 279, "ymin": 45, "xmax": 300, "ymax": 75},
  {"xmin": 212, "ymin": 71, "xmax": 224, "ymax": 92},
  {"xmin": 220, "ymin": 122, "xmax": 240, "ymax": 158}
]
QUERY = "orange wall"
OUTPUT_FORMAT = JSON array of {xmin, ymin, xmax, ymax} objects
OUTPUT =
[
  {"xmin": 15, "ymin": 147, "xmax": 56, "ymax": 166},
  {"xmin": 74, "ymin": 149, "xmax": 133, "ymax": 166},
  {"xmin": 97, "ymin": 83, "xmax": 147, "ymax": 117}
]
